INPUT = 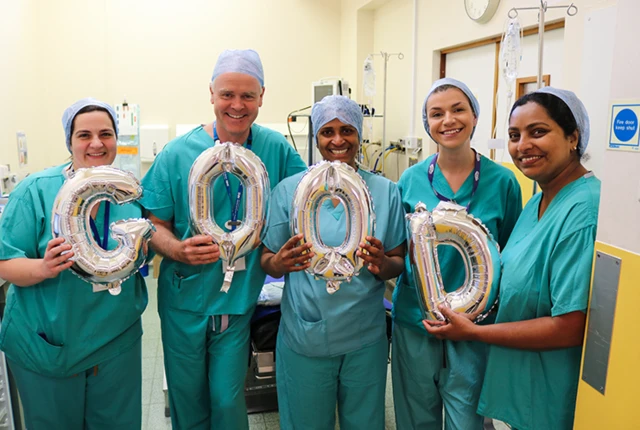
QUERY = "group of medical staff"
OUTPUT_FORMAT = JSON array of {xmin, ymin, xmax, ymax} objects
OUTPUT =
[{"xmin": 0, "ymin": 47, "xmax": 599, "ymax": 430}]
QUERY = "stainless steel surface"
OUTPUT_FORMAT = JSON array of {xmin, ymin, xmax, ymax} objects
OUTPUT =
[{"xmin": 582, "ymin": 251, "xmax": 621, "ymax": 395}]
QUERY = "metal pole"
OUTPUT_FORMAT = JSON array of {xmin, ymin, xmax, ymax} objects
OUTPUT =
[
  {"xmin": 533, "ymin": 1, "xmax": 546, "ymax": 195},
  {"xmin": 308, "ymin": 117, "xmax": 314, "ymax": 166},
  {"xmin": 382, "ymin": 52, "xmax": 389, "ymax": 175},
  {"xmin": 409, "ymin": 0, "xmax": 418, "ymax": 136},
  {"xmin": 537, "ymin": 0, "xmax": 545, "ymax": 88}
]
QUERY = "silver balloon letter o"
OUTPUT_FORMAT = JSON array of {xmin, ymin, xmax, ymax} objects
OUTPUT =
[
  {"xmin": 189, "ymin": 142, "xmax": 270, "ymax": 292},
  {"xmin": 51, "ymin": 166, "xmax": 155, "ymax": 294},
  {"xmin": 290, "ymin": 161, "xmax": 375, "ymax": 294},
  {"xmin": 407, "ymin": 201, "xmax": 501, "ymax": 322}
]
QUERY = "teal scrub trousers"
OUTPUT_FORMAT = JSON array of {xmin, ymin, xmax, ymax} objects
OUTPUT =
[
  {"xmin": 276, "ymin": 334, "xmax": 388, "ymax": 430},
  {"xmin": 7, "ymin": 337, "xmax": 142, "ymax": 430},
  {"xmin": 392, "ymin": 323, "xmax": 487, "ymax": 430},
  {"xmin": 160, "ymin": 307, "xmax": 252, "ymax": 430}
]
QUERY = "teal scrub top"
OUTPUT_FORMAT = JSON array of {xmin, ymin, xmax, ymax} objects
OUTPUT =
[
  {"xmin": 478, "ymin": 173, "xmax": 600, "ymax": 430},
  {"xmin": 393, "ymin": 154, "xmax": 523, "ymax": 334},
  {"xmin": 140, "ymin": 124, "xmax": 307, "ymax": 316},
  {"xmin": 0, "ymin": 164, "xmax": 148, "ymax": 378},
  {"xmin": 263, "ymin": 168, "xmax": 406, "ymax": 357}
]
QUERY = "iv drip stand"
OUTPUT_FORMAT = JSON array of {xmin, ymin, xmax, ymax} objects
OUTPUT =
[
  {"xmin": 368, "ymin": 51, "xmax": 403, "ymax": 175},
  {"xmin": 508, "ymin": 2, "xmax": 578, "ymax": 89}
]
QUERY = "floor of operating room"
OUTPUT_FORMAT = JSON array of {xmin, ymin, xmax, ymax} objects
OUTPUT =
[{"xmin": 141, "ymin": 277, "xmax": 510, "ymax": 430}]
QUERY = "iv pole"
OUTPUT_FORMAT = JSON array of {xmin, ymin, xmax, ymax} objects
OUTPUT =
[
  {"xmin": 506, "ymin": 1, "xmax": 578, "ymax": 194},
  {"xmin": 369, "ymin": 51, "xmax": 403, "ymax": 176},
  {"xmin": 508, "ymin": 1, "xmax": 578, "ymax": 89}
]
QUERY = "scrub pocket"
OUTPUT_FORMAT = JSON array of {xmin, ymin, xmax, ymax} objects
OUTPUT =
[
  {"xmin": 0, "ymin": 305, "xmax": 66, "ymax": 377},
  {"xmin": 281, "ymin": 308, "xmax": 328, "ymax": 357},
  {"xmin": 163, "ymin": 270, "xmax": 204, "ymax": 313}
]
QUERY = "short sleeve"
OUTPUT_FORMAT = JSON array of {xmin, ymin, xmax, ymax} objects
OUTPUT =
[
  {"xmin": 498, "ymin": 175, "xmax": 523, "ymax": 250},
  {"xmin": 383, "ymin": 184, "xmax": 407, "ymax": 251},
  {"xmin": 140, "ymin": 150, "xmax": 175, "ymax": 221},
  {"xmin": 282, "ymin": 143, "xmax": 307, "ymax": 179},
  {"xmin": 549, "ymin": 226, "xmax": 596, "ymax": 316},
  {"xmin": 0, "ymin": 191, "xmax": 40, "ymax": 260},
  {"xmin": 262, "ymin": 181, "xmax": 293, "ymax": 254},
  {"xmin": 396, "ymin": 170, "xmax": 413, "ymax": 214}
]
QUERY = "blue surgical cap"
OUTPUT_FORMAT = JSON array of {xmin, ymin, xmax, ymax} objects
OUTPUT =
[
  {"xmin": 211, "ymin": 49, "xmax": 264, "ymax": 87},
  {"xmin": 62, "ymin": 98, "xmax": 118, "ymax": 153},
  {"xmin": 422, "ymin": 77, "xmax": 480, "ymax": 140},
  {"xmin": 311, "ymin": 95, "xmax": 363, "ymax": 145},
  {"xmin": 534, "ymin": 86, "xmax": 590, "ymax": 153}
]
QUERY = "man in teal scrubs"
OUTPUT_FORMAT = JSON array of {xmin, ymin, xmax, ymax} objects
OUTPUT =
[
  {"xmin": 0, "ymin": 98, "xmax": 147, "ymax": 429},
  {"xmin": 140, "ymin": 49, "xmax": 306, "ymax": 429},
  {"xmin": 392, "ymin": 78, "xmax": 523, "ymax": 429},
  {"xmin": 261, "ymin": 95, "xmax": 406, "ymax": 429}
]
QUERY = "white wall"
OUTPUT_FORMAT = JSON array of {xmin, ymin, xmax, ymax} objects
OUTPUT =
[
  {"xmin": 0, "ymin": 0, "xmax": 39, "ymax": 178},
  {"xmin": 1, "ymin": 0, "xmax": 342, "ymax": 173},
  {"xmin": 370, "ymin": 0, "xmax": 412, "ymax": 145},
  {"xmin": 445, "ymin": 42, "xmax": 498, "ymax": 157},
  {"xmin": 596, "ymin": 0, "xmax": 640, "ymax": 253}
]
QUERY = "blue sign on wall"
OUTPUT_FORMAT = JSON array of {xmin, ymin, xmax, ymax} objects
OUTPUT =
[{"xmin": 609, "ymin": 104, "xmax": 640, "ymax": 151}]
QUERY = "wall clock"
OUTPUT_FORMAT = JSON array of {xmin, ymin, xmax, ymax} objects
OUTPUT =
[{"xmin": 464, "ymin": 0, "xmax": 501, "ymax": 24}]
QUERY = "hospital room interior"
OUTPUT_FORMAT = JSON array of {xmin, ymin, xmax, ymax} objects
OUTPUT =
[{"xmin": 0, "ymin": 0, "xmax": 638, "ymax": 429}]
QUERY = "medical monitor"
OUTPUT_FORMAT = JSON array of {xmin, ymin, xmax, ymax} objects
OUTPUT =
[{"xmin": 312, "ymin": 79, "xmax": 350, "ymax": 104}]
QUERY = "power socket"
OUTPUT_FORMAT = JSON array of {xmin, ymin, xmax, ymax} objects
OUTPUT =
[{"xmin": 399, "ymin": 137, "xmax": 422, "ymax": 150}]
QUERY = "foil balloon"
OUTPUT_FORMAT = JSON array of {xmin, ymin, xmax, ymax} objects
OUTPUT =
[
  {"xmin": 407, "ymin": 201, "xmax": 501, "ymax": 322},
  {"xmin": 189, "ymin": 141, "xmax": 270, "ymax": 292},
  {"xmin": 51, "ymin": 166, "xmax": 155, "ymax": 295},
  {"xmin": 290, "ymin": 160, "xmax": 375, "ymax": 294}
]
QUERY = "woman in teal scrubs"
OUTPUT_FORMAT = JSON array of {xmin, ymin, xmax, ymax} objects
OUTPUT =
[
  {"xmin": 392, "ymin": 78, "xmax": 522, "ymax": 430},
  {"xmin": 261, "ymin": 95, "xmax": 406, "ymax": 430},
  {"xmin": 0, "ymin": 98, "xmax": 147, "ymax": 429},
  {"xmin": 424, "ymin": 87, "xmax": 599, "ymax": 430}
]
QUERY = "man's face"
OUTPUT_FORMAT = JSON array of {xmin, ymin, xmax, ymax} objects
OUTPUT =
[{"xmin": 210, "ymin": 72, "xmax": 264, "ymax": 142}]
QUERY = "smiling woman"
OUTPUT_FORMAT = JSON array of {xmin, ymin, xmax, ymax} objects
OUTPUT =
[
  {"xmin": 0, "ymin": 97, "xmax": 148, "ymax": 429},
  {"xmin": 316, "ymin": 119, "xmax": 359, "ymax": 168},
  {"xmin": 69, "ymin": 108, "xmax": 118, "ymax": 169},
  {"xmin": 260, "ymin": 94, "xmax": 407, "ymax": 430},
  {"xmin": 507, "ymin": 89, "xmax": 588, "ymax": 215},
  {"xmin": 392, "ymin": 77, "xmax": 523, "ymax": 430},
  {"xmin": 423, "ymin": 87, "xmax": 601, "ymax": 430}
]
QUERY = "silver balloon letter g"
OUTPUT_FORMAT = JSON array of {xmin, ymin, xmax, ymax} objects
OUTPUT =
[{"xmin": 52, "ymin": 166, "xmax": 155, "ymax": 295}]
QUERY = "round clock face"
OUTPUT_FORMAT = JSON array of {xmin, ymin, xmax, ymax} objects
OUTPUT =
[{"xmin": 464, "ymin": 0, "xmax": 500, "ymax": 23}]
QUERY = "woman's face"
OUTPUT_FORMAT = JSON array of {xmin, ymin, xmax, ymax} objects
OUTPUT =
[
  {"xmin": 70, "ymin": 111, "xmax": 117, "ymax": 169},
  {"xmin": 425, "ymin": 88, "xmax": 477, "ymax": 151},
  {"xmin": 316, "ymin": 118, "xmax": 359, "ymax": 168},
  {"xmin": 508, "ymin": 101, "xmax": 579, "ymax": 185}
]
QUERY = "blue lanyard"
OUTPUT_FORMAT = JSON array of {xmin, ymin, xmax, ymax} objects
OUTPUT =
[
  {"xmin": 213, "ymin": 123, "xmax": 253, "ymax": 231},
  {"xmin": 427, "ymin": 149, "xmax": 481, "ymax": 212},
  {"xmin": 89, "ymin": 202, "xmax": 111, "ymax": 250}
]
